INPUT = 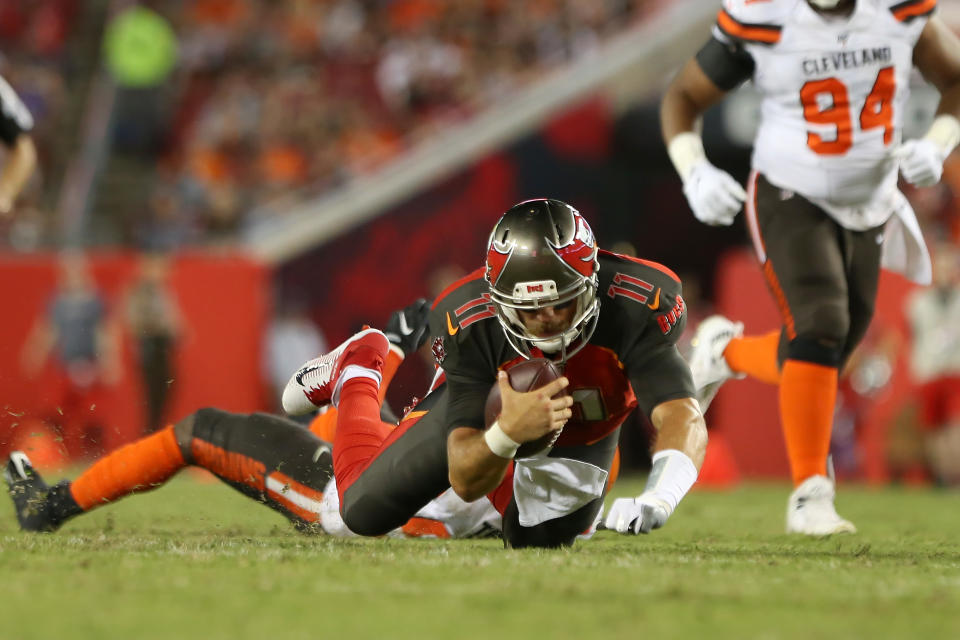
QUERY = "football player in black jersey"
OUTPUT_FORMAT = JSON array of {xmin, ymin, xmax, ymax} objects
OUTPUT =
[
  {"xmin": 284, "ymin": 199, "xmax": 708, "ymax": 548},
  {"xmin": 0, "ymin": 74, "xmax": 36, "ymax": 216}
]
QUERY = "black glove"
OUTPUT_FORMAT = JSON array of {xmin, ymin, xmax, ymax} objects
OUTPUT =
[{"xmin": 384, "ymin": 298, "xmax": 432, "ymax": 356}]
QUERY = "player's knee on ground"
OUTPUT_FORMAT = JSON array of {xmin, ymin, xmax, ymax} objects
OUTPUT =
[{"xmin": 339, "ymin": 489, "xmax": 403, "ymax": 537}]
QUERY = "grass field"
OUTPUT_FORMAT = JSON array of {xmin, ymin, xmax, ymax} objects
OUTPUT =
[{"xmin": 2, "ymin": 473, "xmax": 959, "ymax": 640}]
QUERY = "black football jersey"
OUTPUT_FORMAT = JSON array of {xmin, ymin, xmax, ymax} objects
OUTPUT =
[
  {"xmin": 430, "ymin": 249, "xmax": 695, "ymax": 447},
  {"xmin": 0, "ymin": 75, "xmax": 33, "ymax": 147}
]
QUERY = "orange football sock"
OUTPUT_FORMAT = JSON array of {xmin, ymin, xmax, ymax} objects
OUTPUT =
[
  {"xmin": 308, "ymin": 408, "xmax": 339, "ymax": 442},
  {"xmin": 70, "ymin": 425, "xmax": 185, "ymax": 511},
  {"xmin": 724, "ymin": 330, "xmax": 781, "ymax": 385},
  {"xmin": 380, "ymin": 347, "xmax": 403, "ymax": 404},
  {"xmin": 778, "ymin": 360, "xmax": 837, "ymax": 486}
]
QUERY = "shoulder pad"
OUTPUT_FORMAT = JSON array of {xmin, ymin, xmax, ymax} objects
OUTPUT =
[
  {"xmin": 430, "ymin": 268, "xmax": 496, "ymax": 340},
  {"xmin": 716, "ymin": 0, "xmax": 796, "ymax": 45},
  {"xmin": 883, "ymin": 0, "xmax": 936, "ymax": 23},
  {"xmin": 599, "ymin": 251, "xmax": 686, "ymax": 342}
]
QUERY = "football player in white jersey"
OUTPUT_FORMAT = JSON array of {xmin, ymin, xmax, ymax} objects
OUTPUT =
[
  {"xmin": 661, "ymin": 0, "xmax": 960, "ymax": 535},
  {"xmin": 0, "ymin": 73, "xmax": 36, "ymax": 216}
]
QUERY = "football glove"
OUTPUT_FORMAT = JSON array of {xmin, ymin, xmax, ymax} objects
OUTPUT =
[
  {"xmin": 682, "ymin": 160, "xmax": 747, "ymax": 226},
  {"xmin": 603, "ymin": 494, "xmax": 671, "ymax": 535},
  {"xmin": 893, "ymin": 139, "xmax": 946, "ymax": 188},
  {"xmin": 384, "ymin": 298, "xmax": 431, "ymax": 356}
]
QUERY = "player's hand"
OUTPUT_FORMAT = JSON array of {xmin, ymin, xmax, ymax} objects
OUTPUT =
[
  {"xmin": 603, "ymin": 494, "xmax": 670, "ymax": 534},
  {"xmin": 682, "ymin": 160, "xmax": 746, "ymax": 226},
  {"xmin": 893, "ymin": 139, "xmax": 945, "ymax": 188},
  {"xmin": 496, "ymin": 371, "xmax": 571, "ymax": 444}
]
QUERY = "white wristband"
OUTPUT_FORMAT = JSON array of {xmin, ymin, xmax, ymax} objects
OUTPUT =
[
  {"xmin": 484, "ymin": 421, "xmax": 520, "ymax": 459},
  {"xmin": 667, "ymin": 132, "xmax": 707, "ymax": 182},
  {"xmin": 924, "ymin": 114, "xmax": 960, "ymax": 156},
  {"xmin": 642, "ymin": 449, "xmax": 699, "ymax": 515}
]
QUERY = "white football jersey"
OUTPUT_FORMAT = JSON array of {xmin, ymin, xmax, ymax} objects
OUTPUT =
[{"xmin": 715, "ymin": 0, "xmax": 935, "ymax": 228}]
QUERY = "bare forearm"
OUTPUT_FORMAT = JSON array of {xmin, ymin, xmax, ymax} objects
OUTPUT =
[
  {"xmin": 661, "ymin": 80, "xmax": 703, "ymax": 143},
  {"xmin": 447, "ymin": 428, "xmax": 511, "ymax": 502},
  {"xmin": 650, "ymin": 397, "xmax": 708, "ymax": 469},
  {"xmin": 0, "ymin": 135, "xmax": 36, "ymax": 207}
]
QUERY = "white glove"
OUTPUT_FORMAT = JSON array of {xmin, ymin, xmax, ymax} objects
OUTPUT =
[
  {"xmin": 682, "ymin": 160, "xmax": 747, "ymax": 226},
  {"xmin": 892, "ymin": 139, "xmax": 946, "ymax": 188},
  {"xmin": 603, "ymin": 494, "xmax": 671, "ymax": 535}
]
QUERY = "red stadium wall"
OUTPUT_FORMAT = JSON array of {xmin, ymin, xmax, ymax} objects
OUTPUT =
[
  {"xmin": 0, "ymin": 252, "xmax": 270, "ymax": 464},
  {"xmin": 711, "ymin": 248, "xmax": 918, "ymax": 483}
]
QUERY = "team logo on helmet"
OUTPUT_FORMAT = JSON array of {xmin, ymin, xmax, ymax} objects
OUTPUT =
[
  {"xmin": 548, "ymin": 209, "xmax": 597, "ymax": 278},
  {"xmin": 485, "ymin": 235, "xmax": 514, "ymax": 286}
]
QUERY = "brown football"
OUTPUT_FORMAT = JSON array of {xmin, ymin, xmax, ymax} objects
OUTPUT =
[{"xmin": 484, "ymin": 358, "xmax": 565, "ymax": 458}]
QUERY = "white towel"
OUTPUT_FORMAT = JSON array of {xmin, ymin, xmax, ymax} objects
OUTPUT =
[
  {"xmin": 881, "ymin": 191, "xmax": 932, "ymax": 285},
  {"xmin": 513, "ymin": 454, "xmax": 608, "ymax": 527}
]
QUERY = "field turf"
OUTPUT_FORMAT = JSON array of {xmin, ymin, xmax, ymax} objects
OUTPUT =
[{"xmin": 2, "ymin": 473, "xmax": 959, "ymax": 640}]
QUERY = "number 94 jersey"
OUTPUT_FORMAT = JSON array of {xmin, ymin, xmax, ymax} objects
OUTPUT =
[{"xmin": 715, "ymin": 0, "xmax": 934, "ymax": 223}]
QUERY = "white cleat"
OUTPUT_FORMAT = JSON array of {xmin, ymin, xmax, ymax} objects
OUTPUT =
[
  {"xmin": 281, "ymin": 328, "xmax": 388, "ymax": 415},
  {"xmin": 785, "ymin": 475, "xmax": 857, "ymax": 536},
  {"xmin": 688, "ymin": 315, "xmax": 744, "ymax": 412}
]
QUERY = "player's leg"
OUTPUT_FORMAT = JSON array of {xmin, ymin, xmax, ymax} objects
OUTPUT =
[
  {"xmin": 751, "ymin": 173, "xmax": 856, "ymax": 534},
  {"xmin": 283, "ymin": 323, "xmax": 451, "ymax": 537},
  {"xmin": 4, "ymin": 423, "xmax": 187, "ymax": 531},
  {"xmin": 336, "ymin": 386, "xmax": 451, "ymax": 536},
  {"xmin": 4, "ymin": 410, "xmax": 334, "ymax": 532},
  {"xmin": 182, "ymin": 409, "xmax": 333, "ymax": 530},
  {"xmin": 497, "ymin": 433, "xmax": 618, "ymax": 548},
  {"xmin": 840, "ymin": 224, "xmax": 884, "ymax": 367}
]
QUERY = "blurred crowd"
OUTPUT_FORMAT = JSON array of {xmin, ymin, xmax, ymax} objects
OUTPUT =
[{"xmin": 141, "ymin": 0, "xmax": 664, "ymax": 247}]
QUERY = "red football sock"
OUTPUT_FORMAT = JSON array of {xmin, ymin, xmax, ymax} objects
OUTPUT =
[
  {"xmin": 70, "ymin": 425, "xmax": 185, "ymax": 511},
  {"xmin": 724, "ymin": 330, "xmax": 781, "ymax": 385},
  {"xmin": 333, "ymin": 377, "xmax": 394, "ymax": 503},
  {"xmin": 778, "ymin": 359, "xmax": 837, "ymax": 486}
]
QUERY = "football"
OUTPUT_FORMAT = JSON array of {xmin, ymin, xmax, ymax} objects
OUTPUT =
[{"xmin": 484, "ymin": 358, "xmax": 565, "ymax": 458}]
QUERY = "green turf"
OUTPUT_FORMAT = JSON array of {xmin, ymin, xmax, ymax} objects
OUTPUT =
[{"xmin": 2, "ymin": 472, "xmax": 959, "ymax": 640}]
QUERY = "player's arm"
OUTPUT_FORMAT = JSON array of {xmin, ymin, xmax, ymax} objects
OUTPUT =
[
  {"xmin": 897, "ymin": 16, "xmax": 960, "ymax": 188},
  {"xmin": 0, "ymin": 76, "xmax": 37, "ymax": 216},
  {"xmin": 447, "ymin": 373, "xmax": 571, "ymax": 502},
  {"xmin": 605, "ymin": 343, "xmax": 706, "ymax": 535},
  {"xmin": 660, "ymin": 35, "xmax": 753, "ymax": 226}
]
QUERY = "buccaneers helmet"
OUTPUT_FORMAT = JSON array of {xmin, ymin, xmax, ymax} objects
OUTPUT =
[{"xmin": 485, "ymin": 199, "xmax": 600, "ymax": 361}]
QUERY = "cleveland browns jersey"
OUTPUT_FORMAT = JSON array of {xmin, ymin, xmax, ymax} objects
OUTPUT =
[
  {"xmin": 430, "ymin": 250, "xmax": 695, "ymax": 449},
  {"xmin": 704, "ymin": 0, "xmax": 935, "ymax": 228}
]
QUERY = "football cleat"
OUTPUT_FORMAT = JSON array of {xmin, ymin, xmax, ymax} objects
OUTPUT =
[
  {"xmin": 4, "ymin": 451, "xmax": 60, "ymax": 532},
  {"xmin": 785, "ymin": 474, "xmax": 857, "ymax": 536},
  {"xmin": 688, "ymin": 315, "xmax": 744, "ymax": 413},
  {"xmin": 383, "ymin": 298, "xmax": 432, "ymax": 356},
  {"xmin": 282, "ymin": 328, "xmax": 389, "ymax": 415}
]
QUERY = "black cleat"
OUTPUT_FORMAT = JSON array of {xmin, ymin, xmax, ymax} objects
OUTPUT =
[
  {"xmin": 384, "ymin": 298, "xmax": 432, "ymax": 356},
  {"xmin": 4, "ymin": 451, "xmax": 61, "ymax": 532}
]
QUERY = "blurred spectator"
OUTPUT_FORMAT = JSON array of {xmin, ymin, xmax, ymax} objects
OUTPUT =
[
  {"xmin": 20, "ymin": 251, "xmax": 121, "ymax": 459},
  {"xmin": 903, "ymin": 242, "xmax": 960, "ymax": 485},
  {"xmin": 124, "ymin": 252, "xmax": 182, "ymax": 433},
  {"xmin": 264, "ymin": 299, "xmax": 327, "ymax": 412}
]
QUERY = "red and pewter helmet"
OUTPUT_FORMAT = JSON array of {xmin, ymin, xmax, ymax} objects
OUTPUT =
[{"xmin": 484, "ymin": 198, "xmax": 600, "ymax": 361}]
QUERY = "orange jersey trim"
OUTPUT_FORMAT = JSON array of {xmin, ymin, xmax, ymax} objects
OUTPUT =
[
  {"xmin": 891, "ymin": 0, "xmax": 936, "ymax": 22},
  {"xmin": 716, "ymin": 9, "xmax": 782, "ymax": 45}
]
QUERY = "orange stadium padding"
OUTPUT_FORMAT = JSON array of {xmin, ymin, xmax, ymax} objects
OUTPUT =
[{"xmin": 0, "ymin": 252, "xmax": 270, "ymax": 463}]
